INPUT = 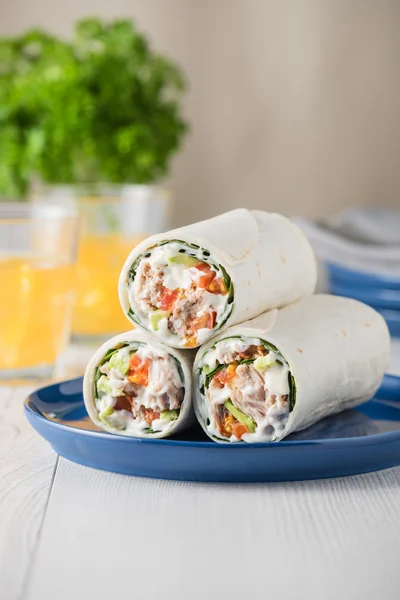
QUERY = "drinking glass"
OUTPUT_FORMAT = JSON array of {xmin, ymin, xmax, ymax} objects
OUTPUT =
[
  {"xmin": 0, "ymin": 202, "xmax": 79, "ymax": 379},
  {"xmin": 33, "ymin": 185, "xmax": 172, "ymax": 339}
]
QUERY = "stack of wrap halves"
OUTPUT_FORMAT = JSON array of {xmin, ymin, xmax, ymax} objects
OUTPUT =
[{"xmin": 84, "ymin": 209, "xmax": 390, "ymax": 443}]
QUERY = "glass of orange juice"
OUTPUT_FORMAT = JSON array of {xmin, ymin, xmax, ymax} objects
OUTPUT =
[
  {"xmin": 33, "ymin": 185, "xmax": 171, "ymax": 340},
  {"xmin": 0, "ymin": 202, "xmax": 79, "ymax": 380}
]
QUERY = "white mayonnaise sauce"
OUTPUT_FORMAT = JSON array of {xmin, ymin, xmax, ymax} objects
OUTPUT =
[
  {"xmin": 264, "ymin": 365, "xmax": 290, "ymax": 396},
  {"xmin": 196, "ymin": 328, "xmax": 213, "ymax": 346},
  {"xmin": 156, "ymin": 316, "xmax": 178, "ymax": 343},
  {"xmin": 106, "ymin": 409, "xmax": 134, "ymax": 430},
  {"xmin": 163, "ymin": 264, "xmax": 193, "ymax": 291},
  {"xmin": 97, "ymin": 394, "xmax": 116, "ymax": 412},
  {"xmin": 207, "ymin": 384, "xmax": 232, "ymax": 405}
]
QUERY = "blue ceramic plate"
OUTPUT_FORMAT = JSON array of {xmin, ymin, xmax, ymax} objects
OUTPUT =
[
  {"xmin": 326, "ymin": 262, "xmax": 400, "ymax": 290},
  {"xmin": 25, "ymin": 376, "xmax": 400, "ymax": 483},
  {"xmin": 375, "ymin": 373, "xmax": 400, "ymax": 401}
]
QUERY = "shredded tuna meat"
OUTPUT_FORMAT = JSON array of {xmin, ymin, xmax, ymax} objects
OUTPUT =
[
  {"xmin": 120, "ymin": 356, "xmax": 184, "ymax": 415},
  {"xmin": 229, "ymin": 364, "xmax": 267, "ymax": 422},
  {"xmin": 137, "ymin": 263, "xmax": 165, "ymax": 308},
  {"xmin": 168, "ymin": 289, "xmax": 206, "ymax": 338}
]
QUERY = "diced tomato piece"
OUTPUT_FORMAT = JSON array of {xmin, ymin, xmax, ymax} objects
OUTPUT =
[
  {"xmin": 128, "ymin": 370, "xmax": 149, "ymax": 387},
  {"xmin": 196, "ymin": 263, "xmax": 216, "ymax": 289},
  {"xmin": 159, "ymin": 287, "xmax": 179, "ymax": 311},
  {"xmin": 207, "ymin": 277, "xmax": 228, "ymax": 295},
  {"xmin": 232, "ymin": 422, "xmax": 249, "ymax": 440},
  {"xmin": 210, "ymin": 310, "xmax": 217, "ymax": 327},
  {"xmin": 196, "ymin": 262, "xmax": 212, "ymax": 272},
  {"xmin": 191, "ymin": 310, "xmax": 217, "ymax": 332},
  {"xmin": 199, "ymin": 273, "xmax": 216, "ymax": 288},
  {"xmin": 129, "ymin": 353, "xmax": 144, "ymax": 370},
  {"xmin": 128, "ymin": 354, "xmax": 150, "ymax": 387},
  {"xmin": 213, "ymin": 363, "xmax": 237, "ymax": 387}
]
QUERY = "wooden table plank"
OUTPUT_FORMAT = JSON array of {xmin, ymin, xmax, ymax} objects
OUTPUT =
[
  {"xmin": 0, "ymin": 343, "xmax": 96, "ymax": 600},
  {"xmin": 0, "ymin": 385, "xmax": 56, "ymax": 600},
  {"xmin": 25, "ymin": 459, "xmax": 400, "ymax": 600}
]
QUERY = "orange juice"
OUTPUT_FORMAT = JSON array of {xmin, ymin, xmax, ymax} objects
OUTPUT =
[
  {"xmin": 0, "ymin": 258, "xmax": 75, "ymax": 371},
  {"xmin": 72, "ymin": 234, "xmax": 146, "ymax": 336}
]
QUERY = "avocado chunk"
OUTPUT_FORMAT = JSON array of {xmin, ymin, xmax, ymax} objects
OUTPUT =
[
  {"xmin": 150, "ymin": 310, "xmax": 170, "ymax": 331},
  {"xmin": 254, "ymin": 354, "xmax": 277, "ymax": 373},
  {"xmin": 108, "ymin": 351, "xmax": 130, "ymax": 375},
  {"xmin": 160, "ymin": 409, "xmax": 180, "ymax": 421},
  {"xmin": 99, "ymin": 405, "xmax": 115, "ymax": 425},
  {"xmin": 168, "ymin": 254, "xmax": 200, "ymax": 267},
  {"xmin": 224, "ymin": 400, "xmax": 256, "ymax": 433}
]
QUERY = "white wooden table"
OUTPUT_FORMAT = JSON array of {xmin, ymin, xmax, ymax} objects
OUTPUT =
[{"xmin": 1, "ymin": 344, "xmax": 400, "ymax": 600}]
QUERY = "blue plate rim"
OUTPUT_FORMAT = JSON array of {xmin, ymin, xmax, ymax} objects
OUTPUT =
[{"xmin": 24, "ymin": 376, "xmax": 400, "ymax": 450}]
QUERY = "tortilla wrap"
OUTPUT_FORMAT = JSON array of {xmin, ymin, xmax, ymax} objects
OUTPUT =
[
  {"xmin": 193, "ymin": 294, "xmax": 390, "ymax": 443},
  {"xmin": 118, "ymin": 209, "xmax": 317, "ymax": 348}
]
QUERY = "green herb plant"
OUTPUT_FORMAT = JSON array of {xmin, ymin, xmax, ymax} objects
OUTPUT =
[{"xmin": 0, "ymin": 18, "xmax": 188, "ymax": 198}]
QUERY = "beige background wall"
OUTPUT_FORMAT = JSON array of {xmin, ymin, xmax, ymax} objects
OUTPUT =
[{"xmin": 1, "ymin": 0, "xmax": 400, "ymax": 226}]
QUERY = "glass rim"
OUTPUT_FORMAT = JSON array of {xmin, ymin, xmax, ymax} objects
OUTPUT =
[
  {"xmin": 32, "ymin": 182, "xmax": 171, "ymax": 198},
  {"xmin": 0, "ymin": 201, "xmax": 79, "ymax": 222}
]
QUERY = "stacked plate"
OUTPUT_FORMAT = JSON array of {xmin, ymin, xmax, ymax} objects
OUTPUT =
[
  {"xmin": 325, "ymin": 262, "xmax": 400, "ymax": 338},
  {"xmin": 294, "ymin": 208, "xmax": 400, "ymax": 339}
]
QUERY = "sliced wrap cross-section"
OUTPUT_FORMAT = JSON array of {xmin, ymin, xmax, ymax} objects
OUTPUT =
[{"xmin": 83, "ymin": 330, "xmax": 194, "ymax": 438}]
